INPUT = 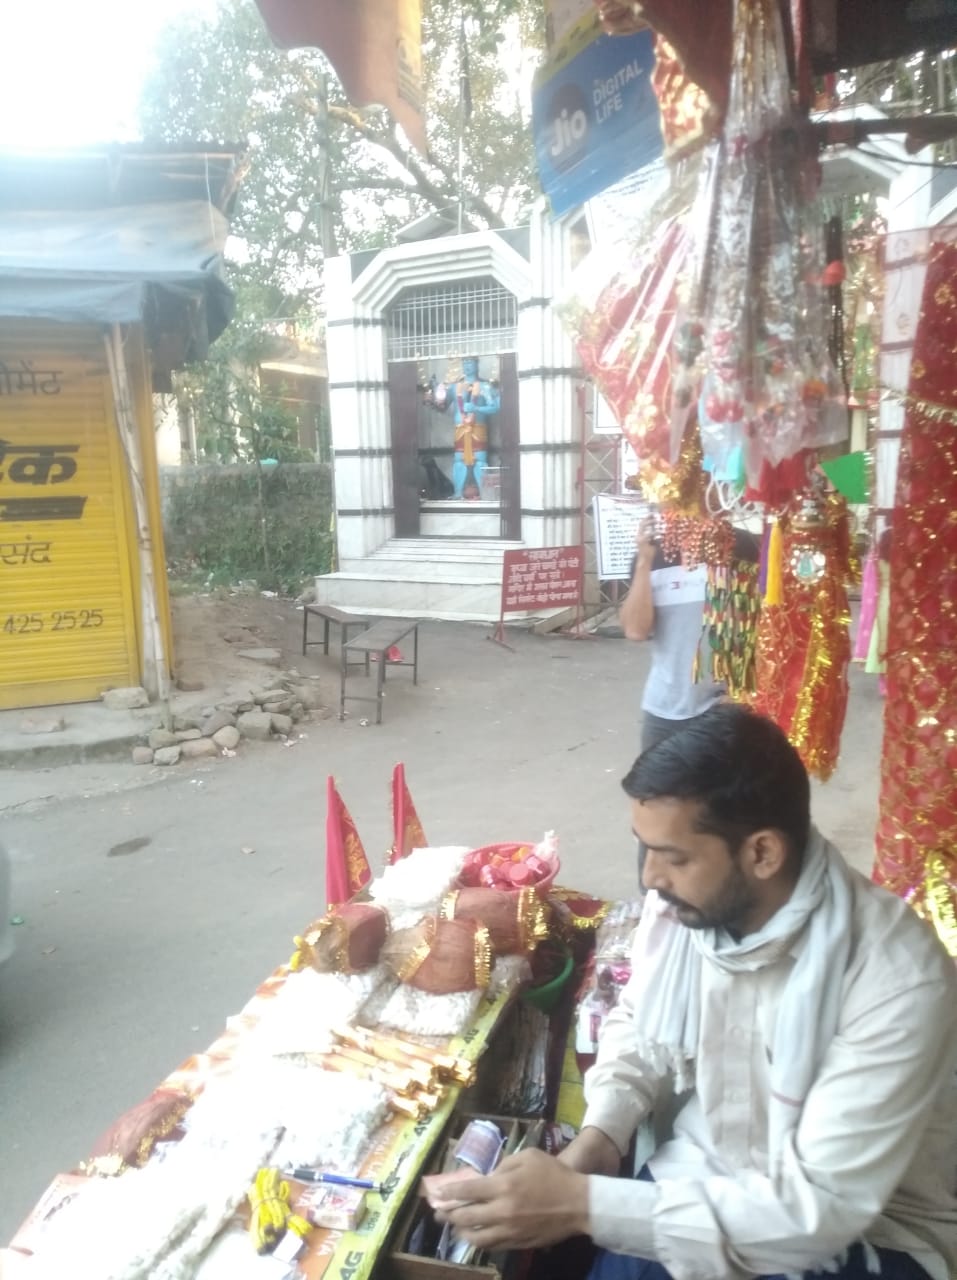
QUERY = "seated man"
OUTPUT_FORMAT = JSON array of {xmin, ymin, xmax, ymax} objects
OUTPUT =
[{"xmin": 436, "ymin": 705, "xmax": 957, "ymax": 1280}]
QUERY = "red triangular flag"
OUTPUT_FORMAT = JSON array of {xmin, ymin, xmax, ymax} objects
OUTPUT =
[
  {"xmin": 389, "ymin": 762, "xmax": 428, "ymax": 864},
  {"xmin": 326, "ymin": 776, "xmax": 371, "ymax": 908}
]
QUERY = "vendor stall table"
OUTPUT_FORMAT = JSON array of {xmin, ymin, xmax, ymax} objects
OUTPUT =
[{"xmin": 4, "ymin": 962, "xmax": 514, "ymax": 1280}]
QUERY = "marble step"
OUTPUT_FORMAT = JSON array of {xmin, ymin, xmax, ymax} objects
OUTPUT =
[
  {"xmin": 341, "ymin": 545, "xmax": 521, "ymax": 582},
  {"xmin": 314, "ymin": 572, "xmax": 572, "ymax": 626},
  {"xmin": 368, "ymin": 537, "xmax": 523, "ymax": 560},
  {"xmin": 315, "ymin": 570, "xmax": 505, "ymax": 619},
  {"xmin": 419, "ymin": 510, "xmax": 500, "ymax": 537}
]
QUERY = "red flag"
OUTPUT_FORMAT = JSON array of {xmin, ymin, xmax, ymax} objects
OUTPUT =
[
  {"xmin": 326, "ymin": 776, "xmax": 371, "ymax": 908},
  {"xmin": 254, "ymin": 0, "xmax": 427, "ymax": 155},
  {"xmin": 389, "ymin": 762, "xmax": 427, "ymax": 864}
]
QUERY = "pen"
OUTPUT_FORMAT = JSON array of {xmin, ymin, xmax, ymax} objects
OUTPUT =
[{"xmin": 288, "ymin": 1168, "xmax": 381, "ymax": 1192}]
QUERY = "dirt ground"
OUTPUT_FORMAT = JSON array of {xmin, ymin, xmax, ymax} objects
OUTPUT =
[{"xmin": 169, "ymin": 588, "xmax": 312, "ymax": 695}]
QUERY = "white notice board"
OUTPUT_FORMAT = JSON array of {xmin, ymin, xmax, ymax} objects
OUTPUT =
[{"xmin": 592, "ymin": 493, "xmax": 654, "ymax": 580}]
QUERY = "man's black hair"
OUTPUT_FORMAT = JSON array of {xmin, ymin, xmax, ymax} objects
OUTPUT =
[{"xmin": 622, "ymin": 704, "xmax": 811, "ymax": 860}]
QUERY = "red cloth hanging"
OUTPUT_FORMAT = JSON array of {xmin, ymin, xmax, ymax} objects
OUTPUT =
[{"xmin": 873, "ymin": 240, "xmax": 957, "ymax": 937}]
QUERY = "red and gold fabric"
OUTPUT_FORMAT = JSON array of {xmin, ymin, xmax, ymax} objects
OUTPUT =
[
  {"xmin": 749, "ymin": 494, "xmax": 852, "ymax": 781},
  {"xmin": 291, "ymin": 903, "xmax": 389, "ymax": 974},
  {"xmin": 382, "ymin": 916, "xmax": 492, "ymax": 993},
  {"xmin": 651, "ymin": 35, "xmax": 720, "ymax": 159},
  {"xmin": 873, "ymin": 240, "xmax": 957, "ymax": 952},
  {"xmin": 80, "ymin": 1088, "xmax": 192, "ymax": 1175}
]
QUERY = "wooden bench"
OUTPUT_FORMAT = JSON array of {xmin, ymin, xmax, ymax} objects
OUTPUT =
[
  {"xmin": 340, "ymin": 618, "xmax": 422, "ymax": 724},
  {"xmin": 302, "ymin": 604, "xmax": 371, "ymax": 664}
]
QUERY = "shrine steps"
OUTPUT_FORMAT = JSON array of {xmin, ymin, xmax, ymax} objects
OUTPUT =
[{"xmin": 314, "ymin": 538, "xmax": 570, "ymax": 625}]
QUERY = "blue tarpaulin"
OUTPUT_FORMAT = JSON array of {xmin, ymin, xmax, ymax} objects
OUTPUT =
[{"xmin": 0, "ymin": 146, "xmax": 242, "ymax": 368}]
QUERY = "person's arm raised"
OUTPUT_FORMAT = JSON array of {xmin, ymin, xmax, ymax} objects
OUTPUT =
[{"xmin": 619, "ymin": 520, "xmax": 656, "ymax": 641}]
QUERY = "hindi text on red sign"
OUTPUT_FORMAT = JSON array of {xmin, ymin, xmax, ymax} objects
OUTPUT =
[{"xmin": 500, "ymin": 546, "xmax": 583, "ymax": 615}]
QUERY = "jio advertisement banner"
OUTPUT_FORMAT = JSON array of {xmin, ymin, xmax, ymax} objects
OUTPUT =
[{"xmin": 532, "ymin": 20, "xmax": 662, "ymax": 216}]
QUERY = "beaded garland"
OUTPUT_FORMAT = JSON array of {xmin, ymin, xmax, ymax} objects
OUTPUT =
[
  {"xmin": 695, "ymin": 560, "xmax": 761, "ymax": 696},
  {"xmin": 659, "ymin": 509, "xmax": 735, "ymax": 567}
]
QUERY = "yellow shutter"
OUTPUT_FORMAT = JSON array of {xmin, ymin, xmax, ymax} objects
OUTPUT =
[{"xmin": 0, "ymin": 321, "xmax": 139, "ymax": 709}]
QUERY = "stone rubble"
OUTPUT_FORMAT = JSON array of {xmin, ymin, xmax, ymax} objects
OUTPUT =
[
  {"xmin": 236, "ymin": 710, "xmax": 273, "ymax": 741},
  {"xmin": 103, "ymin": 686, "xmax": 150, "ymax": 711},
  {"xmin": 130, "ymin": 670, "xmax": 323, "ymax": 767}
]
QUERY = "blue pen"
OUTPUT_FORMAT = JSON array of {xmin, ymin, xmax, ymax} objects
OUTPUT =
[{"xmin": 288, "ymin": 1168, "xmax": 381, "ymax": 1192}]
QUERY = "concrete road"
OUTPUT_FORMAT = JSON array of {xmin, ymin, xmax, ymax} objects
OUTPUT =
[{"xmin": 0, "ymin": 622, "xmax": 885, "ymax": 1243}]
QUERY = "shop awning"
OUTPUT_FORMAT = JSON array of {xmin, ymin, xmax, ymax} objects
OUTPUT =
[
  {"xmin": 0, "ymin": 145, "xmax": 245, "ymax": 370},
  {"xmin": 254, "ymin": 0, "xmax": 426, "ymax": 154}
]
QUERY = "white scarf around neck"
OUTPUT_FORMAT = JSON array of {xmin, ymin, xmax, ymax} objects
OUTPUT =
[{"xmin": 627, "ymin": 826, "xmax": 854, "ymax": 1165}]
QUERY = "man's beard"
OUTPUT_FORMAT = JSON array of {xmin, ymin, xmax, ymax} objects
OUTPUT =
[{"xmin": 658, "ymin": 862, "xmax": 757, "ymax": 932}]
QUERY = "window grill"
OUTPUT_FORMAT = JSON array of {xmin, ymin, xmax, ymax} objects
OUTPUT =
[{"xmin": 386, "ymin": 277, "xmax": 518, "ymax": 361}]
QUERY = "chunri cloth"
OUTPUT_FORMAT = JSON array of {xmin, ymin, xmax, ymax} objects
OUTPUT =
[{"xmin": 626, "ymin": 826, "xmax": 852, "ymax": 1169}]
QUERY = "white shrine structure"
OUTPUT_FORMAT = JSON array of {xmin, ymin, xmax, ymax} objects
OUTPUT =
[{"xmin": 318, "ymin": 206, "xmax": 592, "ymax": 621}]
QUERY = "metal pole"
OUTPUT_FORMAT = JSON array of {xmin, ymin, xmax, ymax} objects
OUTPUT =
[
  {"xmin": 316, "ymin": 71, "xmax": 337, "ymax": 258},
  {"xmin": 457, "ymin": 6, "xmax": 466, "ymax": 233}
]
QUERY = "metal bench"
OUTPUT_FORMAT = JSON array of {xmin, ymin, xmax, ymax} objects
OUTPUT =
[
  {"xmin": 340, "ymin": 618, "xmax": 422, "ymax": 724},
  {"xmin": 302, "ymin": 604, "xmax": 371, "ymax": 667}
]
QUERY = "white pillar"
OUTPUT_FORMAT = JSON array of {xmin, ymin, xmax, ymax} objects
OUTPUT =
[
  {"xmin": 325, "ymin": 253, "xmax": 394, "ymax": 564},
  {"xmin": 518, "ymin": 204, "xmax": 581, "ymax": 551}
]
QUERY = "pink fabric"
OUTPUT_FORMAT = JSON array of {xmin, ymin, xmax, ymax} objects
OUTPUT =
[{"xmin": 853, "ymin": 549, "xmax": 879, "ymax": 661}]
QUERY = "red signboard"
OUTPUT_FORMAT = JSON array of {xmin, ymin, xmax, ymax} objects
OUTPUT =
[{"xmin": 500, "ymin": 545, "xmax": 583, "ymax": 615}]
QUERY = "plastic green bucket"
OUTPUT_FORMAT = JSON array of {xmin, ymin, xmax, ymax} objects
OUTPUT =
[{"xmin": 521, "ymin": 942, "xmax": 575, "ymax": 1015}]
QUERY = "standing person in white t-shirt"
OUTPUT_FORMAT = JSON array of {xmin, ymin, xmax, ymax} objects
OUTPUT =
[
  {"xmin": 620, "ymin": 516, "xmax": 757, "ymax": 872},
  {"xmin": 620, "ymin": 517, "xmax": 725, "ymax": 755}
]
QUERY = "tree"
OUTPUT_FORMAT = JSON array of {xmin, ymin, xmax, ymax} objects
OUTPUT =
[{"xmin": 139, "ymin": 0, "xmax": 543, "ymax": 316}]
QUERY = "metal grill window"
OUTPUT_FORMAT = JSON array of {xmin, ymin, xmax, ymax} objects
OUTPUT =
[{"xmin": 386, "ymin": 277, "xmax": 517, "ymax": 361}]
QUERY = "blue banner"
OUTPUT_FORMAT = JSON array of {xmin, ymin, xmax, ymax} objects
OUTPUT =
[{"xmin": 532, "ymin": 22, "xmax": 662, "ymax": 216}]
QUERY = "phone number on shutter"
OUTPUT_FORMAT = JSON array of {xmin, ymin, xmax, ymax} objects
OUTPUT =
[{"xmin": 3, "ymin": 610, "xmax": 105, "ymax": 633}]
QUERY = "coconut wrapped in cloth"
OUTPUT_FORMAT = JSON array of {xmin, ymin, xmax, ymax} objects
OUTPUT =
[
  {"xmin": 291, "ymin": 903, "xmax": 389, "ymax": 974},
  {"xmin": 382, "ymin": 916, "xmax": 492, "ymax": 993},
  {"xmin": 79, "ymin": 1087, "xmax": 193, "ymax": 1175},
  {"xmin": 440, "ymin": 887, "xmax": 549, "ymax": 955}
]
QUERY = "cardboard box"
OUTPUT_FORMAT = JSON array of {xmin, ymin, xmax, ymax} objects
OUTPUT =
[
  {"xmin": 381, "ymin": 1114, "xmax": 544, "ymax": 1280},
  {"xmin": 298, "ymin": 1183, "xmax": 368, "ymax": 1232}
]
